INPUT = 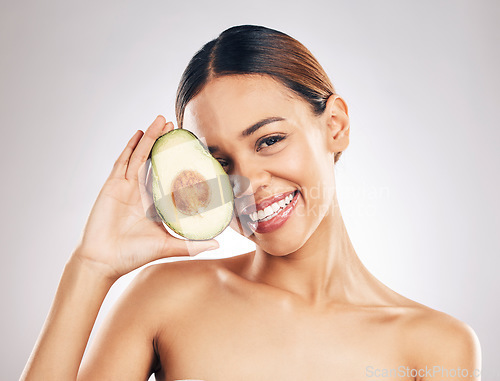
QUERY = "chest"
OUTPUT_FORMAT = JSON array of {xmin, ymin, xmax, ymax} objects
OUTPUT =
[{"xmin": 156, "ymin": 298, "xmax": 411, "ymax": 381}]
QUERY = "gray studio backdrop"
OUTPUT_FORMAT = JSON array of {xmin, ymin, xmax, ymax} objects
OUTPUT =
[{"xmin": 1, "ymin": 1, "xmax": 499, "ymax": 379}]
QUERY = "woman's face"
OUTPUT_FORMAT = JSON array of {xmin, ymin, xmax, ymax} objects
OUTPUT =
[{"xmin": 183, "ymin": 74, "xmax": 342, "ymax": 255}]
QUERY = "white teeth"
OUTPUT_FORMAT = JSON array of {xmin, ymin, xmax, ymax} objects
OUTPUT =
[
  {"xmin": 263, "ymin": 205, "xmax": 274, "ymax": 217},
  {"xmin": 246, "ymin": 191, "xmax": 297, "ymax": 223}
]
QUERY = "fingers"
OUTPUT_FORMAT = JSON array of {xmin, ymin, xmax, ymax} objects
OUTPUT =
[
  {"xmin": 139, "ymin": 159, "xmax": 163, "ymax": 223},
  {"xmin": 126, "ymin": 116, "xmax": 174, "ymax": 181},
  {"xmin": 184, "ymin": 239, "xmax": 220, "ymax": 257},
  {"xmin": 157, "ymin": 237, "xmax": 220, "ymax": 260},
  {"xmin": 138, "ymin": 157, "xmax": 151, "ymax": 194},
  {"xmin": 109, "ymin": 130, "xmax": 143, "ymax": 180},
  {"xmin": 145, "ymin": 161, "xmax": 154, "ymax": 196}
]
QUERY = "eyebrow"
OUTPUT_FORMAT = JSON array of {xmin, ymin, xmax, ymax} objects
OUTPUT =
[{"xmin": 208, "ymin": 116, "xmax": 285, "ymax": 154}]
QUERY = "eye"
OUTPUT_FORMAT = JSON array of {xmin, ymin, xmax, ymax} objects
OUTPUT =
[
  {"xmin": 256, "ymin": 134, "xmax": 286, "ymax": 152},
  {"xmin": 215, "ymin": 158, "xmax": 230, "ymax": 170}
]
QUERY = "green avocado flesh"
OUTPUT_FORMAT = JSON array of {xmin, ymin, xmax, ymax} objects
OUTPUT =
[{"xmin": 150, "ymin": 129, "xmax": 234, "ymax": 240}]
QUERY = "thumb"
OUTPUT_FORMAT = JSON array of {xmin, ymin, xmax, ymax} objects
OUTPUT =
[
  {"xmin": 156, "ymin": 237, "xmax": 220, "ymax": 259},
  {"xmin": 186, "ymin": 239, "xmax": 220, "ymax": 257}
]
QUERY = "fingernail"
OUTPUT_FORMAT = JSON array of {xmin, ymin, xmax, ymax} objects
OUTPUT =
[
  {"xmin": 206, "ymin": 242, "xmax": 219, "ymax": 251},
  {"xmin": 162, "ymin": 122, "xmax": 172, "ymax": 133}
]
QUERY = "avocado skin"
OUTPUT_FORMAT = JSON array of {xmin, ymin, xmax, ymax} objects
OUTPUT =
[{"xmin": 150, "ymin": 129, "xmax": 234, "ymax": 241}]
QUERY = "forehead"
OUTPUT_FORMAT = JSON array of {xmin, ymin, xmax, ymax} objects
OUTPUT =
[{"xmin": 183, "ymin": 75, "xmax": 309, "ymax": 138}]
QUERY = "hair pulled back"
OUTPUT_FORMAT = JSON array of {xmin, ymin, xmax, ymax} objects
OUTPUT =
[{"xmin": 175, "ymin": 24, "xmax": 343, "ymax": 164}]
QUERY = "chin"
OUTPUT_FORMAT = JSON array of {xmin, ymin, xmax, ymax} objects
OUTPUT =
[
  {"xmin": 258, "ymin": 232, "xmax": 309, "ymax": 256},
  {"xmin": 230, "ymin": 223, "xmax": 306, "ymax": 258}
]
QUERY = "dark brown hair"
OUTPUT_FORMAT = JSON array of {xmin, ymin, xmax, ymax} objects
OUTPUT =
[{"xmin": 175, "ymin": 24, "xmax": 343, "ymax": 164}]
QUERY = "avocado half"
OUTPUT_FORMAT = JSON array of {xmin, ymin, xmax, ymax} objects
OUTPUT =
[{"xmin": 150, "ymin": 129, "xmax": 234, "ymax": 240}]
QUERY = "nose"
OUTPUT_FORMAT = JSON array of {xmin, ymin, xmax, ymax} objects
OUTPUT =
[{"xmin": 229, "ymin": 160, "xmax": 271, "ymax": 199}]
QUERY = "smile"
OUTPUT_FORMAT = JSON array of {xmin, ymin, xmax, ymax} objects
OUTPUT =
[
  {"xmin": 243, "ymin": 190, "xmax": 300, "ymax": 234},
  {"xmin": 248, "ymin": 191, "xmax": 295, "ymax": 222}
]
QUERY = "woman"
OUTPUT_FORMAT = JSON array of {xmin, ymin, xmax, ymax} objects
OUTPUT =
[{"xmin": 21, "ymin": 25, "xmax": 481, "ymax": 381}]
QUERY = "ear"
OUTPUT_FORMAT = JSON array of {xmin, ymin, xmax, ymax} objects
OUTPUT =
[{"xmin": 324, "ymin": 94, "xmax": 350, "ymax": 153}]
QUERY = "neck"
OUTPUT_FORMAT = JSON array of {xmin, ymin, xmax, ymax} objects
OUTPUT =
[{"xmin": 246, "ymin": 193, "xmax": 383, "ymax": 307}]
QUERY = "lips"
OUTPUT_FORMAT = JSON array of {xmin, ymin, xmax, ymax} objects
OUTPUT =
[
  {"xmin": 239, "ymin": 190, "xmax": 297, "ymax": 216},
  {"xmin": 248, "ymin": 189, "xmax": 299, "ymax": 234}
]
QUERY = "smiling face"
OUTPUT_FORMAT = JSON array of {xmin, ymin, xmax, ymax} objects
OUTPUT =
[{"xmin": 183, "ymin": 74, "xmax": 344, "ymax": 255}]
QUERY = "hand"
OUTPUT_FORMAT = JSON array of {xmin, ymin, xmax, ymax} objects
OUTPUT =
[{"xmin": 72, "ymin": 116, "xmax": 219, "ymax": 281}]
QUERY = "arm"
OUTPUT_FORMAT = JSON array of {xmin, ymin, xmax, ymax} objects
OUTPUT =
[
  {"xmin": 77, "ymin": 264, "xmax": 164, "ymax": 381},
  {"xmin": 20, "ymin": 116, "xmax": 219, "ymax": 381},
  {"xmin": 20, "ymin": 254, "xmax": 114, "ymax": 381}
]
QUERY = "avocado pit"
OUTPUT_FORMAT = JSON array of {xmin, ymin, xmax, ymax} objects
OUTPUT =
[{"xmin": 171, "ymin": 169, "xmax": 210, "ymax": 216}]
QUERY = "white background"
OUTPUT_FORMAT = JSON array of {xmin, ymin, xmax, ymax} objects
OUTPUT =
[{"xmin": 1, "ymin": 0, "xmax": 498, "ymax": 379}]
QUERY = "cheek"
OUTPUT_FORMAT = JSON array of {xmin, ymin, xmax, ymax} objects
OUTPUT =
[
  {"xmin": 278, "ymin": 145, "xmax": 310, "ymax": 179},
  {"xmin": 280, "ymin": 143, "xmax": 325, "ymax": 189},
  {"xmin": 286, "ymin": 143, "xmax": 335, "ymax": 209}
]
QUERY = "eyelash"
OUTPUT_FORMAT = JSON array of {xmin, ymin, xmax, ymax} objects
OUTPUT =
[
  {"xmin": 216, "ymin": 134, "xmax": 286, "ymax": 169},
  {"xmin": 256, "ymin": 134, "xmax": 286, "ymax": 151}
]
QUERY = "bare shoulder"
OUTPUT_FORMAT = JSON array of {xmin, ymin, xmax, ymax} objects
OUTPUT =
[
  {"xmin": 397, "ymin": 302, "xmax": 481, "ymax": 375},
  {"xmin": 131, "ymin": 258, "xmax": 223, "ymax": 300},
  {"xmin": 128, "ymin": 252, "xmax": 252, "ymax": 311}
]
